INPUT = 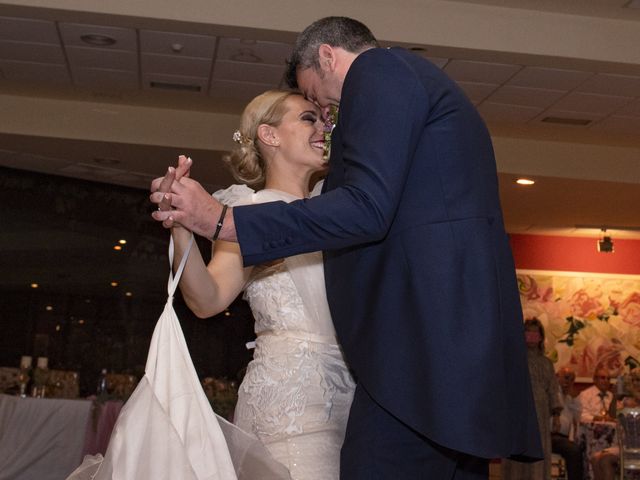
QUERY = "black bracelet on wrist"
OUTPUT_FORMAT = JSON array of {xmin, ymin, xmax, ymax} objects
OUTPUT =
[{"xmin": 212, "ymin": 204, "xmax": 228, "ymax": 241}]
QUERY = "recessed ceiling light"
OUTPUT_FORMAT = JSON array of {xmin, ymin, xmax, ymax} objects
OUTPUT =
[
  {"xmin": 80, "ymin": 34, "xmax": 116, "ymax": 46},
  {"xmin": 30, "ymin": 283, "xmax": 39, "ymax": 289},
  {"xmin": 113, "ymin": 245, "xmax": 122, "ymax": 251},
  {"xmin": 111, "ymin": 281, "xmax": 118, "ymax": 287},
  {"xmin": 46, "ymin": 305, "xmax": 53, "ymax": 311},
  {"xmin": 78, "ymin": 319, "xmax": 85, "ymax": 325},
  {"xmin": 125, "ymin": 292, "xmax": 133, "ymax": 297},
  {"xmin": 118, "ymin": 239, "xmax": 127, "ymax": 245},
  {"xmin": 516, "ymin": 178, "xmax": 535, "ymax": 185}
]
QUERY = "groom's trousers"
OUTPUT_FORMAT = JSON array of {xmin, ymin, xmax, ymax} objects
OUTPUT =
[{"xmin": 340, "ymin": 385, "xmax": 489, "ymax": 479}]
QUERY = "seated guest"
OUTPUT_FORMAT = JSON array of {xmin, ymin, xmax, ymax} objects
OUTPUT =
[
  {"xmin": 551, "ymin": 366, "xmax": 583, "ymax": 480},
  {"xmin": 577, "ymin": 367, "xmax": 614, "ymax": 422},
  {"xmin": 591, "ymin": 371, "xmax": 640, "ymax": 480}
]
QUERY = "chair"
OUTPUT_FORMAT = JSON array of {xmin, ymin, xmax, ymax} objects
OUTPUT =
[
  {"xmin": 47, "ymin": 370, "xmax": 80, "ymax": 398},
  {"xmin": 551, "ymin": 453, "xmax": 567, "ymax": 479},
  {"xmin": 0, "ymin": 367, "xmax": 20, "ymax": 393},
  {"xmin": 617, "ymin": 407, "xmax": 640, "ymax": 479},
  {"xmin": 105, "ymin": 373, "xmax": 138, "ymax": 399}
]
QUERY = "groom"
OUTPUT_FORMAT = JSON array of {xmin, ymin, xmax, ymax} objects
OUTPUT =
[{"xmin": 152, "ymin": 16, "xmax": 541, "ymax": 479}]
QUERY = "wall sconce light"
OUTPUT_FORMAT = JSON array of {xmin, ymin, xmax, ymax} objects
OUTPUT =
[{"xmin": 597, "ymin": 230, "xmax": 614, "ymax": 253}]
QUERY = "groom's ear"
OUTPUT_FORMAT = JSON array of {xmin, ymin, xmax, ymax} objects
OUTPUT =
[{"xmin": 318, "ymin": 44, "xmax": 335, "ymax": 73}]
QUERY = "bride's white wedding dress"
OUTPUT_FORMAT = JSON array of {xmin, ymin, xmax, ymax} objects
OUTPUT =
[
  {"xmin": 66, "ymin": 184, "xmax": 353, "ymax": 480},
  {"xmin": 216, "ymin": 185, "xmax": 356, "ymax": 480}
]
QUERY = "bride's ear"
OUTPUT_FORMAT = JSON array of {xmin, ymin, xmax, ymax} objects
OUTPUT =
[{"xmin": 257, "ymin": 124, "xmax": 280, "ymax": 147}]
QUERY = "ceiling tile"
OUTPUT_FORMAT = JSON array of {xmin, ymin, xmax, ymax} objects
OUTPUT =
[
  {"xmin": 486, "ymin": 85, "xmax": 566, "ymax": 109},
  {"xmin": 213, "ymin": 60, "xmax": 284, "ymax": 85},
  {"xmin": 424, "ymin": 56, "xmax": 449, "ymax": 69},
  {"xmin": 444, "ymin": 60, "xmax": 522, "ymax": 84},
  {"xmin": 619, "ymin": 98, "xmax": 640, "ymax": 117},
  {"xmin": 142, "ymin": 53, "xmax": 212, "ymax": 78},
  {"xmin": 0, "ymin": 60, "xmax": 71, "ymax": 84},
  {"xmin": 576, "ymin": 73, "xmax": 640, "ymax": 97},
  {"xmin": 140, "ymin": 30, "xmax": 216, "ymax": 58},
  {"xmin": 507, "ymin": 66, "xmax": 592, "ymax": 90},
  {"xmin": 73, "ymin": 68, "xmax": 138, "ymax": 89},
  {"xmin": 66, "ymin": 45, "xmax": 137, "ymax": 71},
  {"xmin": 552, "ymin": 92, "xmax": 634, "ymax": 115},
  {"xmin": 217, "ymin": 38, "xmax": 292, "ymax": 66},
  {"xmin": 0, "ymin": 40, "xmax": 65, "ymax": 64},
  {"xmin": 478, "ymin": 102, "xmax": 541, "ymax": 123},
  {"xmin": 210, "ymin": 79, "xmax": 277, "ymax": 100},
  {"xmin": 59, "ymin": 23, "xmax": 137, "ymax": 50},
  {"xmin": 0, "ymin": 16, "xmax": 59, "ymax": 43},
  {"xmin": 455, "ymin": 81, "xmax": 497, "ymax": 103},
  {"xmin": 591, "ymin": 115, "xmax": 640, "ymax": 134}
]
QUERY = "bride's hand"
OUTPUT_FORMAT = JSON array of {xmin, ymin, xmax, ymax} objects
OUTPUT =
[{"xmin": 150, "ymin": 155, "xmax": 192, "ymax": 224}]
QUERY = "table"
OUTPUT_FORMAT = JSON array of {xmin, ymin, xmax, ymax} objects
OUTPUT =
[
  {"xmin": 82, "ymin": 397, "xmax": 123, "ymax": 457},
  {"xmin": 0, "ymin": 394, "xmax": 123, "ymax": 480},
  {"xmin": 577, "ymin": 420, "xmax": 618, "ymax": 480},
  {"xmin": 0, "ymin": 394, "xmax": 92, "ymax": 480}
]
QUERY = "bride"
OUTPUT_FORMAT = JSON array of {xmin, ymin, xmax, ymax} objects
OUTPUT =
[{"xmin": 166, "ymin": 90, "xmax": 355, "ymax": 480}]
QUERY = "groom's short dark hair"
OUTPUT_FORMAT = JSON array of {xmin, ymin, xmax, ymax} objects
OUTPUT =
[{"xmin": 285, "ymin": 17, "xmax": 378, "ymax": 89}]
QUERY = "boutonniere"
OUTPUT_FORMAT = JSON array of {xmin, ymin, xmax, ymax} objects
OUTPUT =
[{"xmin": 323, "ymin": 105, "xmax": 339, "ymax": 161}]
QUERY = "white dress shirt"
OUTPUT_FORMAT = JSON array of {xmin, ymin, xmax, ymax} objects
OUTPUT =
[
  {"xmin": 577, "ymin": 385, "xmax": 613, "ymax": 422},
  {"xmin": 554, "ymin": 391, "xmax": 581, "ymax": 439}
]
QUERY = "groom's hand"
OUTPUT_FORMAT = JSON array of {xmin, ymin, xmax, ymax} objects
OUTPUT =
[{"xmin": 150, "ymin": 158, "xmax": 237, "ymax": 242}]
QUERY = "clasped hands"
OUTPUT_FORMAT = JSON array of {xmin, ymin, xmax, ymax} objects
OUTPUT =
[{"xmin": 149, "ymin": 155, "xmax": 236, "ymax": 241}]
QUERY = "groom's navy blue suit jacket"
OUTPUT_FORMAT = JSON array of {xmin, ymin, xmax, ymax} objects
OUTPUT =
[{"xmin": 234, "ymin": 48, "xmax": 542, "ymax": 460}]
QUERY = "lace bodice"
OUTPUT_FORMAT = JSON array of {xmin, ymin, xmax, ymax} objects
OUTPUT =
[
  {"xmin": 214, "ymin": 184, "xmax": 337, "ymax": 341},
  {"xmin": 244, "ymin": 258, "xmax": 337, "ymax": 339}
]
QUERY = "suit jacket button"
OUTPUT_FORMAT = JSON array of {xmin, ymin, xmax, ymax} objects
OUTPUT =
[
  {"xmin": 285, "ymin": 237, "xmax": 293, "ymax": 245},
  {"xmin": 269, "ymin": 240, "xmax": 279, "ymax": 248}
]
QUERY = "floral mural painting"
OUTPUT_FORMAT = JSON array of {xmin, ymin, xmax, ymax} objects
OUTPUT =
[{"xmin": 517, "ymin": 270, "xmax": 640, "ymax": 379}]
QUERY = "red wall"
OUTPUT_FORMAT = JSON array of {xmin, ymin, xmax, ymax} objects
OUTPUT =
[{"xmin": 510, "ymin": 234, "xmax": 640, "ymax": 275}]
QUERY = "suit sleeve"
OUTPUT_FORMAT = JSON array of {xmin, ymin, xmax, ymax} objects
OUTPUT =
[{"xmin": 235, "ymin": 50, "xmax": 429, "ymax": 266}]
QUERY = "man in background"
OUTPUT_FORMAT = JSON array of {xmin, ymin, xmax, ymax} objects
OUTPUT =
[{"xmin": 552, "ymin": 366, "xmax": 583, "ymax": 480}]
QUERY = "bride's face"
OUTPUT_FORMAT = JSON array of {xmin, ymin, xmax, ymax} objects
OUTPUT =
[{"xmin": 271, "ymin": 96, "xmax": 327, "ymax": 174}]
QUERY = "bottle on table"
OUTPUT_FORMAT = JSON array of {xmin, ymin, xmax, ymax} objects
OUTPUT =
[{"xmin": 97, "ymin": 368, "xmax": 109, "ymax": 396}]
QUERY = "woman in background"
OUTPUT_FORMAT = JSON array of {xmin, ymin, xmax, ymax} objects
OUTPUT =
[{"xmin": 502, "ymin": 318, "xmax": 562, "ymax": 480}]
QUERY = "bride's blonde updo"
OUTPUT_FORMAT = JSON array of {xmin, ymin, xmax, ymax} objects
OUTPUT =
[{"xmin": 224, "ymin": 90, "xmax": 301, "ymax": 188}]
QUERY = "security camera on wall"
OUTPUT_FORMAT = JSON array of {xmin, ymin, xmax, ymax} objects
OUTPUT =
[{"xmin": 597, "ymin": 235, "xmax": 614, "ymax": 253}]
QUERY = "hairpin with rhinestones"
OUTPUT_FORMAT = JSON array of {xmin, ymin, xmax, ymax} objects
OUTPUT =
[{"xmin": 232, "ymin": 130, "xmax": 251, "ymax": 145}]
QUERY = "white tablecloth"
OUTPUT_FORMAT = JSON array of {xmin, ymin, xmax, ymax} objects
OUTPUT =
[{"xmin": 0, "ymin": 394, "xmax": 92, "ymax": 480}]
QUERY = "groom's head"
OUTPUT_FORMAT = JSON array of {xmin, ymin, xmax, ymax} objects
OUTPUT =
[{"xmin": 286, "ymin": 17, "xmax": 378, "ymax": 108}]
